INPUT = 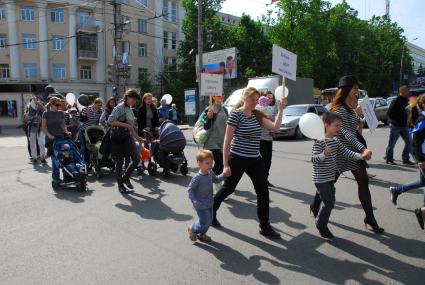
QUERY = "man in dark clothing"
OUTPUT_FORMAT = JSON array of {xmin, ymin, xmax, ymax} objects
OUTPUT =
[{"xmin": 385, "ymin": 86, "xmax": 414, "ymax": 165}]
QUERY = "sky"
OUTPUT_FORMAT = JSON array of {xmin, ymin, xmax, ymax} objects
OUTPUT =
[{"xmin": 220, "ymin": 0, "xmax": 425, "ymax": 48}]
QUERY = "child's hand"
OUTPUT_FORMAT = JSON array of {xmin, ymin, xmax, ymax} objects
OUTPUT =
[
  {"xmin": 418, "ymin": 162, "xmax": 425, "ymax": 169},
  {"xmin": 324, "ymin": 146, "xmax": 332, "ymax": 156},
  {"xmin": 193, "ymin": 201, "xmax": 203, "ymax": 209}
]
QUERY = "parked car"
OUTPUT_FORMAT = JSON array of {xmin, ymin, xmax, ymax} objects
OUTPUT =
[
  {"xmin": 275, "ymin": 104, "xmax": 328, "ymax": 139},
  {"xmin": 387, "ymin": 96, "xmax": 397, "ymax": 105},
  {"xmin": 358, "ymin": 97, "xmax": 389, "ymax": 125}
]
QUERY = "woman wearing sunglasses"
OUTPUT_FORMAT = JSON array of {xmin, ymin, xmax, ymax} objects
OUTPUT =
[{"xmin": 41, "ymin": 97, "xmax": 71, "ymax": 183}]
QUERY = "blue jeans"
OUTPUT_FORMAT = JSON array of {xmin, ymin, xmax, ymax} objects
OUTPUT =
[
  {"xmin": 393, "ymin": 167, "xmax": 425, "ymax": 206},
  {"xmin": 192, "ymin": 208, "xmax": 213, "ymax": 235},
  {"xmin": 64, "ymin": 163, "xmax": 83, "ymax": 174},
  {"xmin": 386, "ymin": 124, "xmax": 411, "ymax": 162},
  {"xmin": 315, "ymin": 182, "xmax": 336, "ymax": 228}
]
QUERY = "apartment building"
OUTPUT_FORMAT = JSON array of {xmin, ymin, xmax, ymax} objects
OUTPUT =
[{"xmin": 0, "ymin": 0, "xmax": 184, "ymax": 126}]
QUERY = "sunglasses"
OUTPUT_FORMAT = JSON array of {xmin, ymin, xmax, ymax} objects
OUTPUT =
[{"xmin": 54, "ymin": 103, "xmax": 62, "ymax": 107}]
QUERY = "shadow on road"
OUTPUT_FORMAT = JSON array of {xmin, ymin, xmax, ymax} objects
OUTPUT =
[
  {"xmin": 195, "ymin": 241, "xmax": 282, "ymax": 284},
  {"xmin": 115, "ymin": 191, "xmax": 192, "ymax": 221},
  {"xmin": 217, "ymin": 227, "xmax": 421, "ymax": 285},
  {"xmin": 54, "ymin": 188, "xmax": 94, "ymax": 203}
]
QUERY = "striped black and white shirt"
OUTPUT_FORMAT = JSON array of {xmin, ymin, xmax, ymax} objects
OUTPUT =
[
  {"xmin": 80, "ymin": 106, "xmax": 101, "ymax": 130},
  {"xmin": 228, "ymin": 109, "xmax": 262, "ymax": 158},
  {"xmin": 312, "ymin": 137, "xmax": 363, "ymax": 183},
  {"xmin": 333, "ymin": 107, "xmax": 366, "ymax": 172}
]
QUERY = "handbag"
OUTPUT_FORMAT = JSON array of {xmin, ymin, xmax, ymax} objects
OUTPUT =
[
  {"xmin": 109, "ymin": 113, "xmax": 130, "ymax": 141},
  {"xmin": 193, "ymin": 110, "xmax": 209, "ymax": 145}
]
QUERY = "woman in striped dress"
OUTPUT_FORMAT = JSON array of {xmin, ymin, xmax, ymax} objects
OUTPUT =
[
  {"xmin": 311, "ymin": 75, "xmax": 384, "ymax": 233},
  {"xmin": 212, "ymin": 87, "xmax": 287, "ymax": 239}
]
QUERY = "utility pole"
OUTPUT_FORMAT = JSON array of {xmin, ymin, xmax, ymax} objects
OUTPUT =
[
  {"xmin": 197, "ymin": 0, "xmax": 204, "ymax": 114},
  {"xmin": 385, "ymin": 0, "xmax": 390, "ymax": 18},
  {"xmin": 110, "ymin": 0, "xmax": 130, "ymax": 98}
]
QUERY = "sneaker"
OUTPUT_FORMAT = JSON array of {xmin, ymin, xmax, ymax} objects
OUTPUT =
[
  {"xmin": 367, "ymin": 173, "xmax": 376, "ymax": 178},
  {"xmin": 390, "ymin": 186, "xmax": 399, "ymax": 205},
  {"xmin": 31, "ymin": 158, "xmax": 38, "ymax": 164},
  {"xmin": 267, "ymin": 180, "xmax": 275, "ymax": 187},
  {"xmin": 316, "ymin": 225, "xmax": 334, "ymax": 239},
  {"xmin": 386, "ymin": 160, "xmax": 397, "ymax": 165},
  {"xmin": 198, "ymin": 234, "xmax": 212, "ymax": 242},
  {"xmin": 259, "ymin": 225, "xmax": 281, "ymax": 239},
  {"xmin": 40, "ymin": 158, "xmax": 47, "ymax": 165},
  {"xmin": 124, "ymin": 179, "xmax": 134, "ymax": 190},
  {"xmin": 403, "ymin": 160, "xmax": 415, "ymax": 166},
  {"xmin": 414, "ymin": 208, "xmax": 424, "ymax": 230},
  {"xmin": 187, "ymin": 226, "xmax": 197, "ymax": 241},
  {"xmin": 211, "ymin": 218, "xmax": 222, "ymax": 228}
]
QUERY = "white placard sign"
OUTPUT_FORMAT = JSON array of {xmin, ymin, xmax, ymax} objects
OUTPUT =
[
  {"xmin": 360, "ymin": 96, "xmax": 379, "ymax": 133},
  {"xmin": 272, "ymin": 44, "xmax": 297, "ymax": 81},
  {"xmin": 184, "ymin": 89, "xmax": 196, "ymax": 116},
  {"xmin": 200, "ymin": 73, "xmax": 223, "ymax": 97}
]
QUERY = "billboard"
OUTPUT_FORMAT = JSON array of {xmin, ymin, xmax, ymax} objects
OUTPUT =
[{"xmin": 196, "ymin": 47, "xmax": 237, "ymax": 80}]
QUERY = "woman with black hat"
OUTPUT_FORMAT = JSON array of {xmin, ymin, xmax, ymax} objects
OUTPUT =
[{"xmin": 310, "ymin": 75, "xmax": 384, "ymax": 233}]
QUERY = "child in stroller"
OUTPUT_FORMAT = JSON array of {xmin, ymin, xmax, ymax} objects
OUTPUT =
[
  {"xmin": 52, "ymin": 140, "xmax": 87, "ymax": 192},
  {"xmin": 84, "ymin": 125, "xmax": 115, "ymax": 178}
]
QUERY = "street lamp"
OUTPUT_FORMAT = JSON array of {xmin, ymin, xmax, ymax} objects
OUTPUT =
[{"xmin": 400, "ymin": 37, "xmax": 418, "ymax": 86}]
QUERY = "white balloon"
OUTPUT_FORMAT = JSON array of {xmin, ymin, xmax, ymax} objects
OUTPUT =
[
  {"xmin": 66, "ymin": 93, "xmax": 76, "ymax": 106},
  {"xmin": 275, "ymin": 86, "xmax": 289, "ymax": 100},
  {"xmin": 299, "ymin": 113, "xmax": 325, "ymax": 140},
  {"xmin": 162, "ymin": 94, "xmax": 173, "ymax": 105}
]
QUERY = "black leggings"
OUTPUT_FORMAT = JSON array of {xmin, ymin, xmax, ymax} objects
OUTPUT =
[
  {"xmin": 210, "ymin": 149, "xmax": 223, "ymax": 175},
  {"xmin": 213, "ymin": 154, "xmax": 270, "ymax": 228},
  {"xmin": 115, "ymin": 139, "xmax": 140, "ymax": 186},
  {"xmin": 311, "ymin": 165, "xmax": 376, "ymax": 220},
  {"xmin": 260, "ymin": 140, "xmax": 273, "ymax": 178}
]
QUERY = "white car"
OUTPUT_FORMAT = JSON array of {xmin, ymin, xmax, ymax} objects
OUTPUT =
[{"xmin": 275, "ymin": 104, "xmax": 328, "ymax": 139}]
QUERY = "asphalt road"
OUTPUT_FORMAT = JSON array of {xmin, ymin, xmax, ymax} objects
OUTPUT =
[{"xmin": 0, "ymin": 127, "xmax": 424, "ymax": 285}]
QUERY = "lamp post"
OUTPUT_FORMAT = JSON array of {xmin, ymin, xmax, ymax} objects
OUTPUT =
[{"xmin": 400, "ymin": 37, "xmax": 418, "ymax": 86}]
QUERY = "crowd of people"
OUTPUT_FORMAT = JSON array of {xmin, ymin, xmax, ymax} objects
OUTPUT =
[{"xmin": 22, "ymin": 77, "xmax": 425, "ymax": 244}]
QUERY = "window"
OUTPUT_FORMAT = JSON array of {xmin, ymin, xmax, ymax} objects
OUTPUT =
[
  {"xmin": 79, "ymin": 11, "xmax": 91, "ymax": 26},
  {"xmin": 137, "ymin": 0, "xmax": 148, "ymax": 7},
  {"xmin": 138, "ymin": 43, "xmax": 147, "ymax": 57},
  {"xmin": 163, "ymin": 57, "xmax": 176, "ymax": 69},
  {"xmin": 316, "ymin": 106, "xmax": 327, "ymax": 116},
  {"xmin": 171, "ymin": 2, "xmax": 177, "ymax": 22},
  {"xmin": 23, "ymin": 34, "xmax": 36, "ymax": 49},
  {"xmin": 138, "ymin": 68, "xmax": 148, "ymax": 78},
  {"xmin": 163, "ymin": 0, "xmax": 169, "ymax": 20},
  {"xmin": 80, "ymin": 65, "xmax": 92, "ymax": 80},
  {"xmin": 0, "ymin": 64, "xmax": 9, "ymax": 78},
  {"xmin": 52, "ymin": 36, "xmax": 65, "ymax": 51},
  {"xmin": 163, "ymin": 31, "xmax": 169, "ymax": 49},
  {"xmin": 0, "ymin": 35, "xmax": 7, "ymax": 49},
  {"xmin": 171, "ymin": 32, "xmax": 177, "ymax": 50},
  {"xmin": 138, "ymin": 19, "xmax": 147, "ymax": 33},
  {"xmin": 51, "ymin": 8, "xmax": 64, "ymax": 23},
  {"xmin": 0, "ymin": 4, "xmax": 5, "ymax": 20},
  {"xmin": 121, "ymin": 41, "xmax": 130, "ymax": 55},
  {"xmin": 52, "ymin": 64, "xmax": 66, "ymax": 80},
  {"xmin": 21, "ymin": 6, "xmax": 35, "ymax": 21},
  {"xmin": 24, "ymin": 63, "xmax": 37, "ymax": 79}
]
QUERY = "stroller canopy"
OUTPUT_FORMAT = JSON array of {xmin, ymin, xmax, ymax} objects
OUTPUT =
[
  {"xmin": 159, "ymin": 121, "xmax": 186, "ymax": 154},
  {"xmin": 85, "ymin": 125, "xmax": 106, "ymax": 145}
]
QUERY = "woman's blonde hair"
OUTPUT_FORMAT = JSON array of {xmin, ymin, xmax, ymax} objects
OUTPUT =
[
  {"xmin": 93, "ymin": 98, "xmax": 103, "ymax": 105},
  {"xmin": 241, "ymin": 87, "xmax": 268, "ymax": 123}
]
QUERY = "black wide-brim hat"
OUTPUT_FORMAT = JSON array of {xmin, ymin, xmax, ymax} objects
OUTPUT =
[{"xmin": 338, "ymin": 75, "xmax": 358, "ymax": 88}]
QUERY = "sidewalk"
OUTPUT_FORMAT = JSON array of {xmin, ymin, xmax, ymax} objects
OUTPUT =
[{"xmin": 0, "ymin": 127, "xmax": 27, "ymax": 148}]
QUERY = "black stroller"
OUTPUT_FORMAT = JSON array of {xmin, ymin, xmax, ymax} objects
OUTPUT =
[{"xmin": 150, "ymin": 121, "xmax": 188, "ymax": 177}]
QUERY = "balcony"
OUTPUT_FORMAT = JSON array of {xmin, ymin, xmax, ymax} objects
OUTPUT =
[
  {"xmin": 77, "ymin": 24, "xmax": 97, "ymax": 34},
  {"xmin": 78, "ymin": 49, "xmax": 97, "ymax": 60},
  {"xmin": 77, "ymin": 34, "xmax": 98, "ymax": 60}
]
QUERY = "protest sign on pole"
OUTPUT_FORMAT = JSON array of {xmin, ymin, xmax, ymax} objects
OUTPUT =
[
  {"xmin": 200, "ymin": 73, "xmax": 223, "ymax": 97},
  {"xmin": 360, "ymin": 96, "xmax": 379, "ymax": 133},
  {"xmin": 272, "ymin": 44, "xmax": 297, "ymax": 82}
]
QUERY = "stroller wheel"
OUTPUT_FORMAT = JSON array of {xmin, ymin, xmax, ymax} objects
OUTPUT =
[
  {"xmin": 180, "ymin": 164, "xmax": 188, "ymax": 176},
  {"xmin": 78, "ymin": 180, "xmax": 87, "ymax": 192},
  {"xmin": 52, "ymin": 181, "xmax": 59, "ymax": 191},
  {"xmin": 147, "ymin": 162, "xmax": 157, "ymax": 176}
]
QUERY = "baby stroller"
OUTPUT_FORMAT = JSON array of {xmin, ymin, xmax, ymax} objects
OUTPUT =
[
  {"xmin": 150, "ymin": 121, "xmax": 188, "ymax": 177},
  {"xmin": 84, "ymin": 125, "xmax": 115, "ymax": 178},
  {"xmin": 51, "ymin": 139, "xmax": 87, "ymax": 192}
]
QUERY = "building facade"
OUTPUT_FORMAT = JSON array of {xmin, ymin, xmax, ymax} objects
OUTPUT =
[
  {"xmin": 407, "ymin": 41, "xmax": 425, "ymax": 75},
  {"xmin": 0, "ymin": 0, "xmax": 183, "ymax": 126}
]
